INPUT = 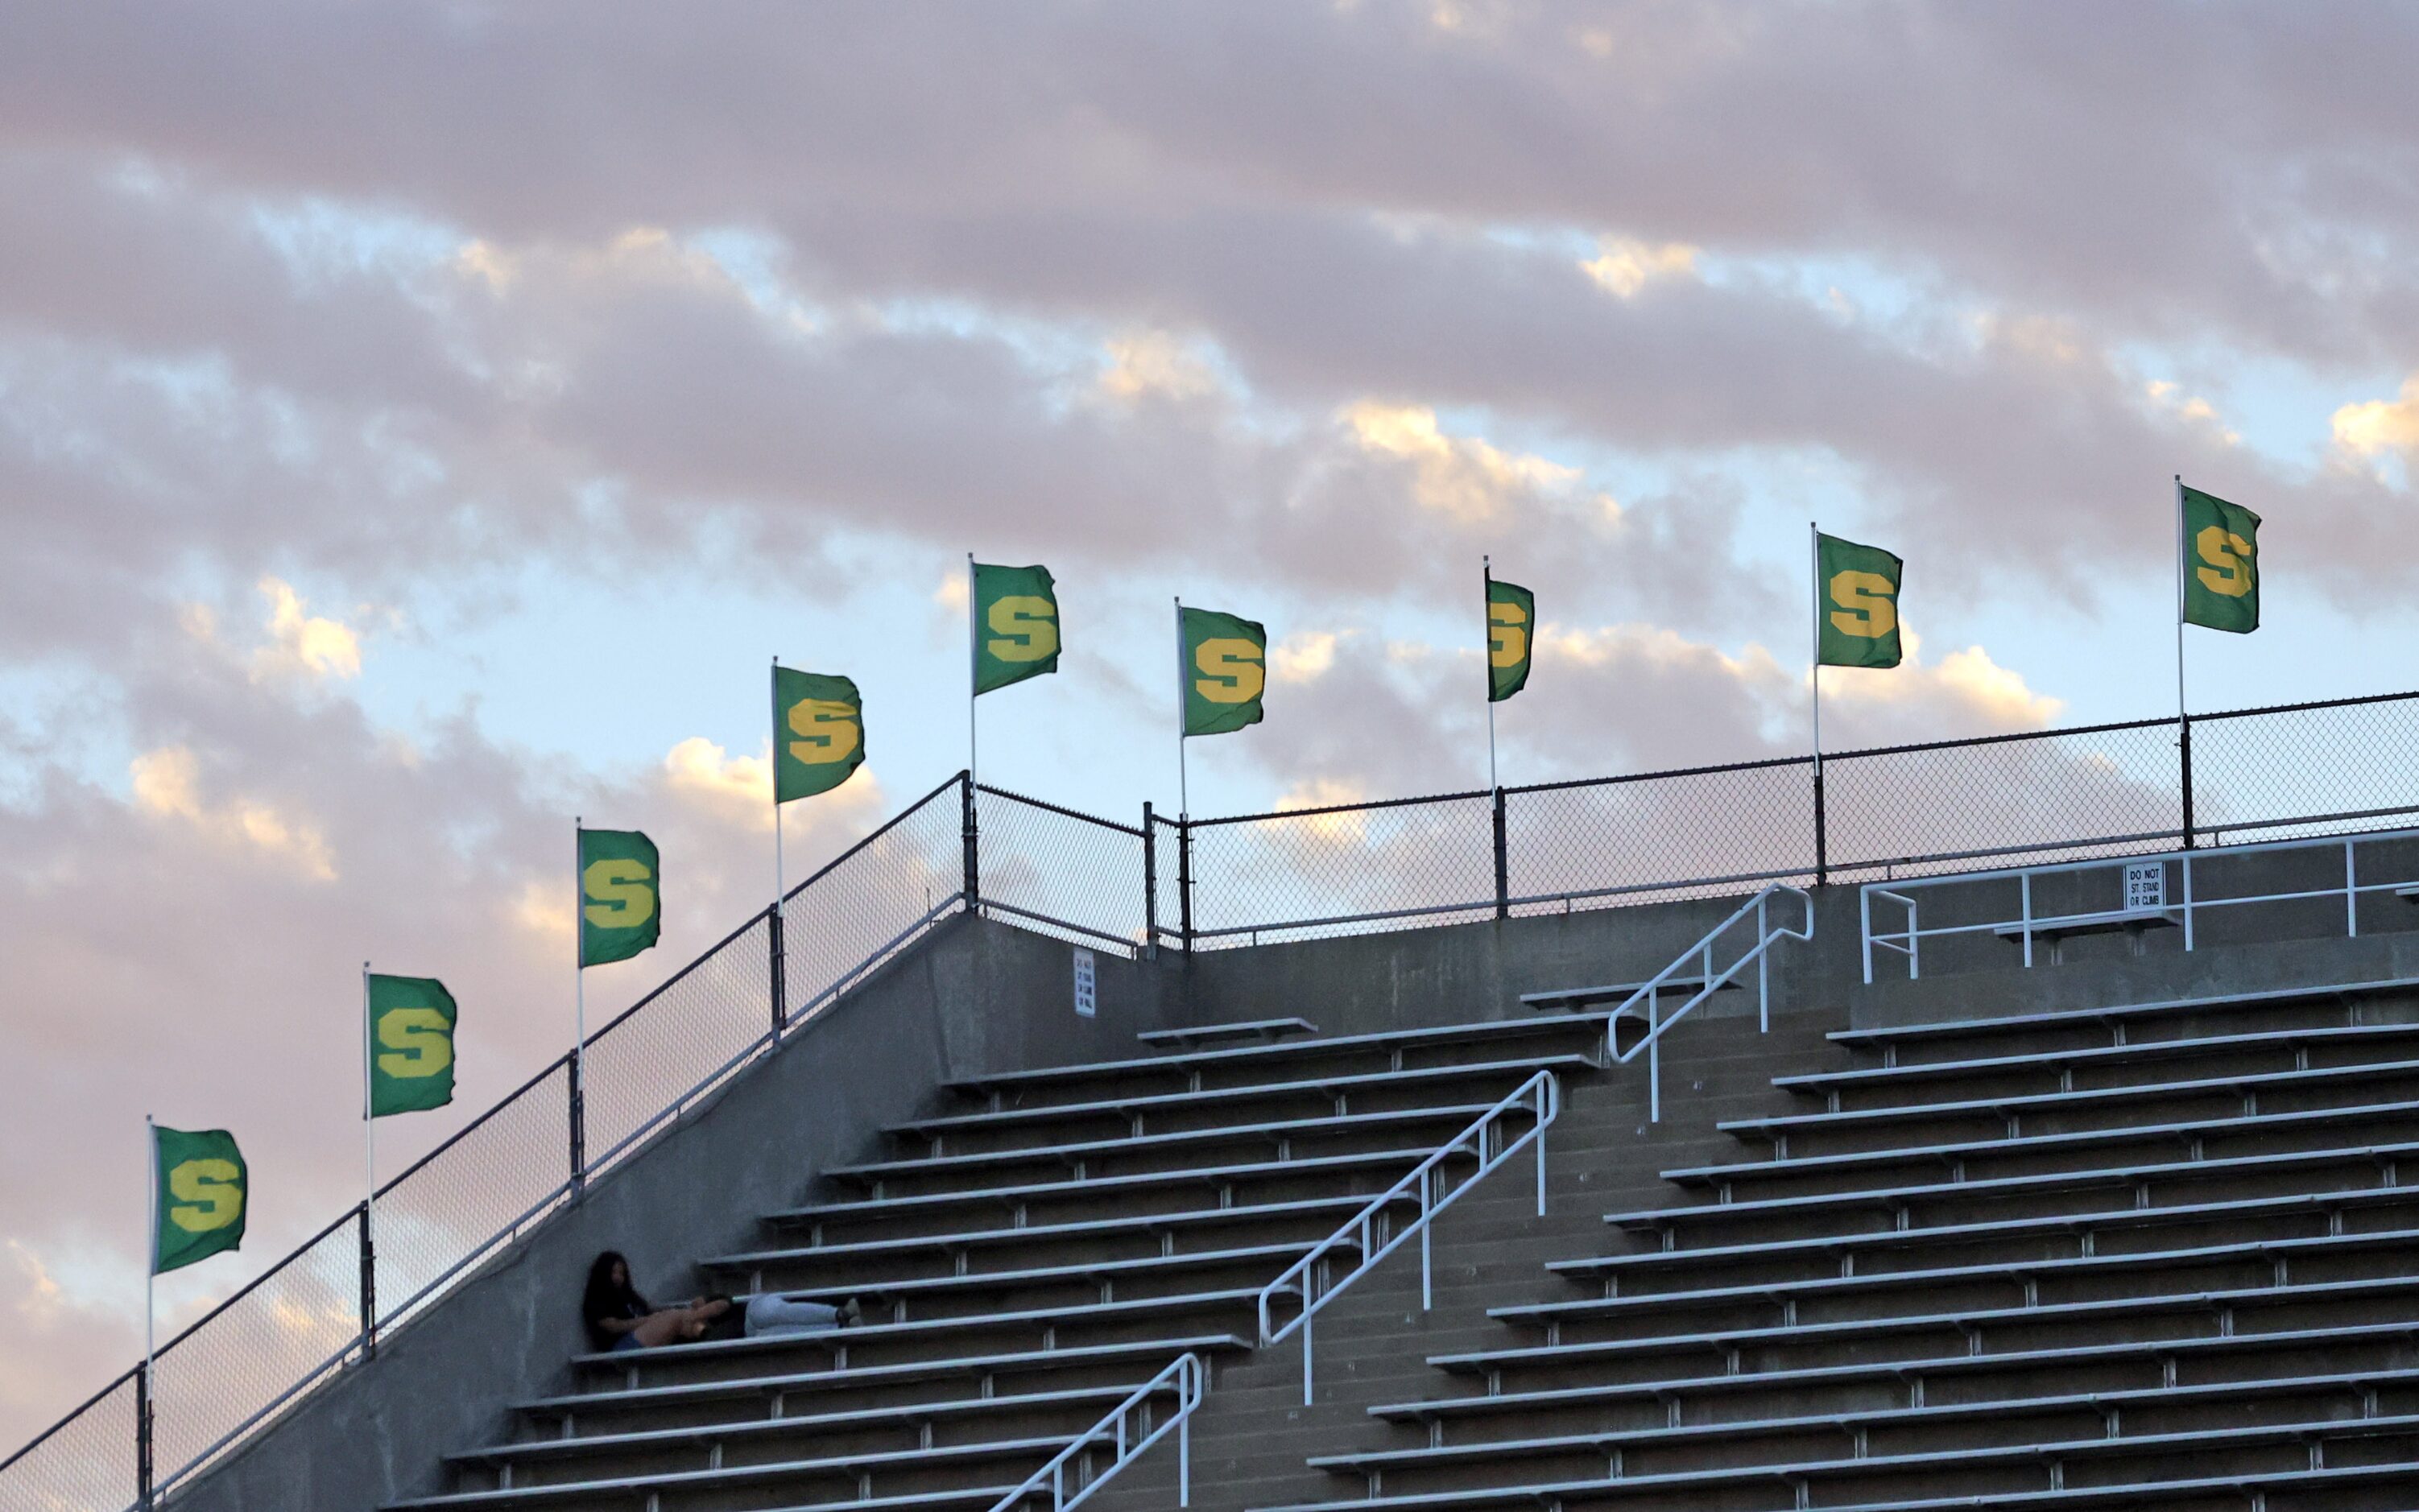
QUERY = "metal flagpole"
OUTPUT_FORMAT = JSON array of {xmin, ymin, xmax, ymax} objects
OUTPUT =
[
  {"xmin": 1483, "ymin": 556, "xmax": 1499, "ymax": 795},
  {"xmin": 957, "ymin": 554, "xmax": 967, "ymax": 788},
  {"xmin": 1809, "ymin": 523, "xmax": 1823, "ymax": 767},
  {"xmin": 143, "ymin": 1112, "xmax": 155, "ymax": 1510},
  {"xmin": 1809, "ymin": 523, "xmax": 1828, "ymax": 885},
  {"xmin": 2174, "ymin": 474, "xmax": 2194, "ymax": 849},
  {"xmin": 571, "ymin": 817, "xmax": 585, "ymax": 1191},
  {"xmin": 360, "ymin": 960, "xmax": 374, "ymax": 1359},
  {"xmin": 771, "ymin": 655, "xmax": 787, "ymax": 926},
  {"xmin": 1174, "ymin": 597, "xmax": 1189, "ymax": 820}
]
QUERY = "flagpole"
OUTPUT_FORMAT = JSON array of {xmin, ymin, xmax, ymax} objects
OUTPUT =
[
  {"xmin": 360, "ymin": 959, "xmax": 374, "ymax": 1358},
  {"xmin": 957, "ymin": 554, "xmax": 967, "ymax": 788},
  {"xmin": 143, "ymin": 1109, "xmax": 155, "ymax": 1503},
  {"xmin": 1483, "ymin": 556, "xmax": 1499, "ymax": 795},
  {"xmin": 771, "ymin": 655, "xmax": 787, "ymax": 930},
  {"xmin": 572, "ymin": 816, "xmax": 585, "ymax": 1191},
  {"xmin": 1174, "ymin": 597, "xmax": 1189, "ymax": 820},
  {"xmin": 1809, "ymin": 523, "xmax": 1828, "ymax": 886},
  {"xmin": 1809, "ymin": 523, "xmax": 1824, "ymax": 768},
  {"xmin": 2174, "ymin": 473, "xmax": 2194, "ymax": 849}
]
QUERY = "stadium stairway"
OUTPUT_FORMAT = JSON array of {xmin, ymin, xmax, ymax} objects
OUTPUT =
[
  {"xmin": 1213, "ymin": 978, "xmax": 2419, "ymax": 1512},
  {"xmin": 375, "ymin": 1010, "xmax": 1614, "ymax": 1512}
]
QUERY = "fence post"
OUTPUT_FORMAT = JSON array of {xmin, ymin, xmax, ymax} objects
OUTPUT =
[
  {"xmin": 961, "ymin": 772, "xmax": 982, "ymax": 913},
  {"xmin": 1142, "ymin": 802, "xmax": 1160, "ymax": 961},
  {"xmin": 1178, "ymin": 816, "xmax": 1194, "ymax": 956},
  {"xmin": 767, "ymin": 904, "xmax": 787, "ymax": 1035},
  {"xmin": 358, "ymin": 1201, "xmax": 377, "ymax": 1362},
  {"xmin": 1492, "ymin": 788, "xmax": 1510, "ymax": 920},
  {"xmin": 1812, "ymin": 759, "xmax": 1830, "ymax": 886},
  {"xmin": 567, "ymin": 1051, "xmax": 585, "ymax": 1194},
  {"xmin": 136, "ymin": 1361, "xmax": 153, "ymax": 1511},
  {"xmin": 2179, "ymin": 713, "xmax": 2197, "ymax": 849}
]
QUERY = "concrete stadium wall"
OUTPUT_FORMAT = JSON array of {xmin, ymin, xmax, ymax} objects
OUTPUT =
[
  {"xmin": 164, "ymin": 828, "xmax": 2419, "ymax": 1510},
  {"xmin": 168, "ymin": 915, "xmax": 1181, "ymax": 1512}
]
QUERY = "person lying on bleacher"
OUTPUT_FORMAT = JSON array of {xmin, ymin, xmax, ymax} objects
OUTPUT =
[
  {"xmin": 582, "ymin": 1250, "xmax": 731, "ymax": 1352},
  {"xmin": 582, "ymin": 1250, "xmax": 862, "ymax": 1352}
]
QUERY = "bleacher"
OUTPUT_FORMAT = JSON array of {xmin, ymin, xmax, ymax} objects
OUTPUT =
[
  {"xmin": 376, "ymin": 1014, "xmax": 1607, "ymax": 1511},
  {"xmin": 1230, "ymin": 976, "xmax": 2419, "ymax": 1512}
]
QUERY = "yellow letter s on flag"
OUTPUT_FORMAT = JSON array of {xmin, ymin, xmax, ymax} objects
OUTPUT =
[
  {"xmin": 583, "ymin": 858, "xmax": 655, "ymax": 930},
  {"xmin": 2196, "ymin": 526, "xmax": 2253, "ymax": 597},
  {"xmin": 986, "ymin": 596, "xmax": 1059, "ymax": 663},
  {"xmin": 787, "ymin": 698, "xmax": 862, "ymax": 766},
  {"xmin": 377, "ymin": 1008, "xmax": 454, "ymax": 1080},
  {"xmin": 1193, "ymin": 638, "xmax": 1265, "ymax": 704},
  {"xmin": 1828, "ymin": 571, "xmax": 1899, "ymax": 640},
  {"xmin": 1489, "ymin": 600, "xmax": 1529, "ymax": 668},
  {"xmin": 167, "ymin": 1158, "xmax": 244, "ymax": 1234}
]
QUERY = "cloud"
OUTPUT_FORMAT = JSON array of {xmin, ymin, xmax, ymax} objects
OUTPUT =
[
  {"xmin": 1098, "ymin": 330, "xmax": 1219, "ymax": 403},
  {"xmin": 130, "ymin": 744, "xmax": 340, "ymax": 881},
  {"xmin": 2332, "ymin": 374, "xmax": 2419, "ymax": 458},
  {"xmin": 252, "ymin": 576, "xmax": 363, "ymax": 680},
  {"xmin": 1269, "ymin": 630, "xmax": 1342, "ymax": 684},
  {"xmin": 1579, "ymin": 236, "xmax": 1700, "ymax": 299},
  {"xmin": 1342, "ymin": 402, "xmax": 1596, "ymax": 525}
]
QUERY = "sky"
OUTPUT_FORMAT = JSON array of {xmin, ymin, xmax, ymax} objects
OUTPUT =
[{"xmin": 10, "ymin": 0, "xmax": 2419, "ymax": 1456}]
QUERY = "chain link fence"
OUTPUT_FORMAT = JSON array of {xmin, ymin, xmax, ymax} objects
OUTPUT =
[
  {"xmin": 150, "ymin": 1213, "xmax": 363, "ymax": 1497},
  {"xmin": 975, "ymin": 786, "xmax": 1150, "ymax": 954},
  {"xmin": 1826, "ymin": 717, "xmax": 2184, "ymax": 878},
  {"xmin": 1, "ymin": 1373, "xmax": 139, "ymax": 1512},
  {"xmin": 1507, "ymin": 758, "xmax": 1817, "ymax": 913},
  {"xmin": 2194, "ymin": 692, "xmax": 2419, "ymax": 844},
  {"xmin": 1187, "ymin": 791, "xmax": 1498, "ymax": 945}
]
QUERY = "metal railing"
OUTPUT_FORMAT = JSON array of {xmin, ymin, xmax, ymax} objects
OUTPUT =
[
  {"xmin": 1607, "ymin": 884, "xmax": 1813, "ymax": 1122},
  {"xmin": 16, "ymin": 681, "xmax": 2419, "ymax": 1506},
  {"xmin": 1258, "ymin": 1070, "xmax": 1560, "ymax": 1404},
  {"xmin": 987, "ymin": 1352, "xmax": 1204, "ymax": 1512},
  {"xmin": 1174, "ymin": 687, "xmax": 2419, "ymax": 948},
  {"xmin": 1863, "ymin": 824, "xmax": 2419, "ymax": 983}
]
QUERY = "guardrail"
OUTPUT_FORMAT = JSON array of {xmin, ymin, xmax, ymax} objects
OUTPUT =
[
  {"xmin": 1861, "ymin": 824, "xmax": 2419, "ymax": 983},
  {"xmin": 987, "ymin": 1352, "xmax": 1204, "ymax": 1512},
  {"xmin": 1258, "ymin": 1070, "xmax": 1559, "ymax": 1404},
  {"xmin": 1607, "ymin": 884, "xmax": 1813, "ymax": 1121}
]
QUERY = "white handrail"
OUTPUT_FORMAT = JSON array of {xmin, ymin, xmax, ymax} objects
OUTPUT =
[
  {"xmin": 1858, "ymin": 825, "xmax": 2419, "ymax": 983},
  {"xmin": 1256, "ymin": 1069, "xmax": 1559, "ymax": 1404},
  {"xmin": 986, "ymin": 1351, "xmax": 1205, "ymax": 1512},
  {"xmin": 1606, "ymin": 884, "xmax": 1813, "ymax": 1121}
]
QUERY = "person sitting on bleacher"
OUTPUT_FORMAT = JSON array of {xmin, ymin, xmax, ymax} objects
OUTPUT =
[
  {"xmin": 581, "ymin": 1251, "xmax": 731, "ymax": 1352},
  {"xmin": 582, "ymin": 1250, "xmax": 861, "ymax": 1352}
]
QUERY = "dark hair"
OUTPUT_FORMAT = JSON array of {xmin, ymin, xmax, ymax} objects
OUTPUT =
[{"xmin": 582, "ymin": 1250, "xmax": 647, "ymax": 1350}]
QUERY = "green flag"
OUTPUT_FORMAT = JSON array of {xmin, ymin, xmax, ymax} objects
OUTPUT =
[
  {"xmin": 973, "ymin": 564, "xmax": 1060, "ymax": 694},
  {"xmin": 1815, "ymin": 532, "xmax": 1904, "ymax": 669},
  {"xmin": 2181, "ymin": 485, "xmax": 2260, "ymax": 634},
  {"xmin": 367, "ymin": 973, "xmax": 457, "ymax": 1117},
  {"xmin": 1181, "ymin": 607, "xmax": 1266, "ymax": 737},
  {"xmin": 1487, "ymin": 576, "xmax": 1534, "ymax": 704},
  {"xmin": 153, "ymin": 1125, "xmax": 246, "ymax": 1275},
  {"xmin": 578, "ymin": 828, "xmax": 660, "ymax": 968},
  {"xmin": 772, "ymin": 667, "xmax": 866, "ymax": 803}
]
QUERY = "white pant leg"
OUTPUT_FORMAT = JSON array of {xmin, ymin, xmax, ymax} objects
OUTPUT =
[{"xmin": 745, "ymin": 1295, "xmax": 843, "ymax": 1337}]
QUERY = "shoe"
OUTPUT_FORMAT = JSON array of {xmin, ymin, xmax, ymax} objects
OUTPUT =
[{"xmin": 840, "ymin": 1297, "xmax": 863, "ymax": 1327}]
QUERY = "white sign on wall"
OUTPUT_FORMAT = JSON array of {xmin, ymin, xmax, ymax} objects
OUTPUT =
[
  {"xmin": 2124, "ymin": 861, "xmax": 2166, "ymax": 912},
  {"xmin": 1072, "ymin": 946, "xmax": 1097, "ymax": 1018}
]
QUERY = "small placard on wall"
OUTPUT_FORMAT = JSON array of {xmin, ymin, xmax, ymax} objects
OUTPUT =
[
  {"xmin": 1072, "ymin": 946, "xmax": 1097, "ymax": 1018},
  {"xmin": 2124, "ymin": 860, "xmax": 2165, "ymax": 911}
]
